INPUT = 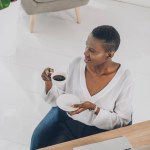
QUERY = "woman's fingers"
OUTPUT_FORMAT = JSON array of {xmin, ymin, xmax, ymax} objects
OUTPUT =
[
  {"xmin": 68, "ymin": 108, "xmax": 86, "ymax": 116},
  {"xmin": 73, "ymin": 101, "xmax": 96, "ymax": 110},
  {"xmin": 41, "ymin": 72, "xmax": 50, "ymax": 81},
  {"xmin": 73, "ymin": 104, "xmax": 82, "ymax": 108},
  {"xmin": 42, "ymin": 75, "xmax": 49, "ymax": 81},
  {"xmin": 41, "ymin": 67, "xmax": 54, "ymax": 81},
  {"xmin": 48, "ymin": 68, "xmax": 54, "ymax": 78}
]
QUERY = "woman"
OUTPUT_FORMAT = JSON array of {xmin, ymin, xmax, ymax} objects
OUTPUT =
[{"xmin": 30, "ymin": 25, "xmax": 134, "ymax": 150}]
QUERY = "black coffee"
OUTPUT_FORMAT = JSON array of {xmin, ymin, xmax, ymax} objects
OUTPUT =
[{"xmin": 53, "ymin": 75, "xmax": 66, "ymax": 81}]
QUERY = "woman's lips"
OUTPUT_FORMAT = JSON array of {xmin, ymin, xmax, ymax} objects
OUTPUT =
[{"xmin": 84, "ymin": 56, "xmax": 91, "ymax": 63}]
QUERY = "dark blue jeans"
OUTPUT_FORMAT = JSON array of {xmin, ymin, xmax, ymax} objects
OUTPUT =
[
  {"xmin": 30, "ymin": 107, "xmax": 67, "ymax": 150},
  {"xmin": 30, "ymin": 107, "xmax": 107, "ymax": 150}
]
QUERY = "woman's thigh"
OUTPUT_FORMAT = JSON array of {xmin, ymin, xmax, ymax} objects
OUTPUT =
[
  {"xmin": 49, "ymin": 121, "xmax": 75, "ymax": 145},
  {"xmin": 50, "ymin": 117, "xmax": 107, "ymax": 146},
  {"xmin": 64, "ymin": 117, "xmax": 107, "ymax": 138},
  {"xmin": 30, "ymin": 107, "xmax": 67, "ymax": 149}
]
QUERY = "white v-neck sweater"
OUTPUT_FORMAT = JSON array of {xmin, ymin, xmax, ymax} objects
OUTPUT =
[{"xmin": 43, "ymin": 57, "xmax": 134, "ymax": 130}]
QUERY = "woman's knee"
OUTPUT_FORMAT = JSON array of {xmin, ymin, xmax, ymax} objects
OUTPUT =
[{"xmin": 30, "ymin": 107, "xmax": 66, "ymax": 150}]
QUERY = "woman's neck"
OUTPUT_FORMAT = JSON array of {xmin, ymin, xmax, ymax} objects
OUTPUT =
[{"xmin": 86, "ymin": 61, "xmax": 119, "ymax": 76}]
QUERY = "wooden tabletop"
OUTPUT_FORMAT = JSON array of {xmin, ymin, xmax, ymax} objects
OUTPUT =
[{"xmin": 39, "ymin": 120, "xmax": 150, "ymax": 150}]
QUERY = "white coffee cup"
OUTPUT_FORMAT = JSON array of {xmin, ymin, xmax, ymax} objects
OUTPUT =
[{"xmin": 51, "ymin": 71, "xmax": 66, "ymax": 87}]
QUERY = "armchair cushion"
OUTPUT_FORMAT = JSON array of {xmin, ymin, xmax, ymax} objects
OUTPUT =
[{"xmin": 22, "ymin": 0, "xmax": 89, "ymax": 15}]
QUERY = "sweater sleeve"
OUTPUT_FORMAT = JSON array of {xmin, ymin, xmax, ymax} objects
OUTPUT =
[
  {"xmin": 41, "ymin": 58, "xmax": 77, "ymax": 106},
  {"xmin": 92, "ymin": 83, "xmax": 134, "ymax": 130},
  {"xmin": 42, "ymin": 84, "xmax": 66, "ymax": 107}
]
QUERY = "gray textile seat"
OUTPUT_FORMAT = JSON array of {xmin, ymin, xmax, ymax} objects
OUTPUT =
[{"xmin": 21, "ymin": 0, "xmax": 89, "ymax": 32}]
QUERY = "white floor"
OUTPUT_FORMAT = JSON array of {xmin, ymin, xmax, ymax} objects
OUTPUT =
[{"xmin": 0, "ymin": 0, "xmax": 150, "ymax": 149}]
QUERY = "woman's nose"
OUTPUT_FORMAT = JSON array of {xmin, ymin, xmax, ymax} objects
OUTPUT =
[{"xmin": 84, "ymin": 48, "xmax": 89, "ymax": 56}]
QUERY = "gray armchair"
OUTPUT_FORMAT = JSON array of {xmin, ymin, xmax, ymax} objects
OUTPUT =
[{"xmin": 21, "ymin": 0, "xmax": 89, "ymax": 32}]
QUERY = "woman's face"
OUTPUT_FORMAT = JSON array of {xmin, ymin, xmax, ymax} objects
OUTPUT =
[{"xmin": 84, "ymin": 34, "xmax": 111, "ymax": 67}]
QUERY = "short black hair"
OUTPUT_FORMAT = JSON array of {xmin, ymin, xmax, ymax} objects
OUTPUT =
[{"xmin": 91, "ymin": 25, "xmax": 120, "ymax": 52}]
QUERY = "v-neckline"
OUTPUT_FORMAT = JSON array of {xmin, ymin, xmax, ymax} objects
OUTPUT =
[{"xmin": 80, "ymin": 58, "xmax": 125, "ymax": 102}]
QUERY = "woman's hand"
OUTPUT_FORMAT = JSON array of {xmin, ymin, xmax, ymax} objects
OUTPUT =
[
  {"xmin": 41, "ymin": 68, "xmax": 54, "ymax": 82},
  {"xmin": 68, "ymin": 101, "xmax": 96, "ymax": 115},
  {"xmin": 41, "ymin": 68, "xmax": 54, "ymax": 94}
]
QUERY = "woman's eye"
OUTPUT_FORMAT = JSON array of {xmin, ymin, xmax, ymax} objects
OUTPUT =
[
  {"xmin": 89, "ymin": 48, "xmax": 95, "ymax": 53},
  {"xmin": 85, "ymin": 45, "xmax": 95, "ymax": 53}
]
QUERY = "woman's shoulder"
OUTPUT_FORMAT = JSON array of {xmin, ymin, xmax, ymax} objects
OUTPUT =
[
  {"xmin": 121, "ymin": 64, "xmax": 132, "ymax": 76},
  {"xmin": 120, "ymin": 64, "xmax": 134, "ymax": 86},
  {"xmin": 66, "ymin": 57, "xmax": 83, "ymax": 75},
  {"xmin": 69, "ymin": 57, "xmax": 82, "ymax": 67}
]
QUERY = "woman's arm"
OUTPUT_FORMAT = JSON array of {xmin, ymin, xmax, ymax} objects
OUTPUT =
[
  {"xmin": 68, "ymin": 101, "xmax": 100, "ymax": 115},
  {"xmin": 41, "ymin": 67, "xmax": 66, "ymax": 106},
  {"xmin": 69, "ymin": 83, "xmax": 134, "ymax": 130},
  {"xmin": 45, "ymin": 81, "xmax": 52, "ymax": 94},
  {"xmin": 43, "ymin": 83, "xmax": 66, "ymax": 106},
  {"xmin": 92, "ymin": 83, "xmax": 134, "ymax": 130}
]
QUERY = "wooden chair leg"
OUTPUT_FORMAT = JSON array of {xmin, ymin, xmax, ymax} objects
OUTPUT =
[
  {"xmin": 75, "ymin": 7, "xmax": 81, "ymax": 24},
  {"xmin": 30, "ymin": 15, "xmax": 36, "ymax": 33}
]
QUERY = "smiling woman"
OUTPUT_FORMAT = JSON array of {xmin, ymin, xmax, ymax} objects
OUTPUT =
[{"xmin": 30, "ymin": 25, "xmax": 134, "ymax": 150}]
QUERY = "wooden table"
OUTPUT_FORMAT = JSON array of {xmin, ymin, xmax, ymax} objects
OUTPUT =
[{"xmin": 39, "ymin": 120, "xmax": 150, "ymax": 150}]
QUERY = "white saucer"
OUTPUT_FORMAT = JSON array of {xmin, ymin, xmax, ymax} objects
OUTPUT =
[{"xmin": 56, "ymin": 94, "xmax": 80, "ymax": 111}]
